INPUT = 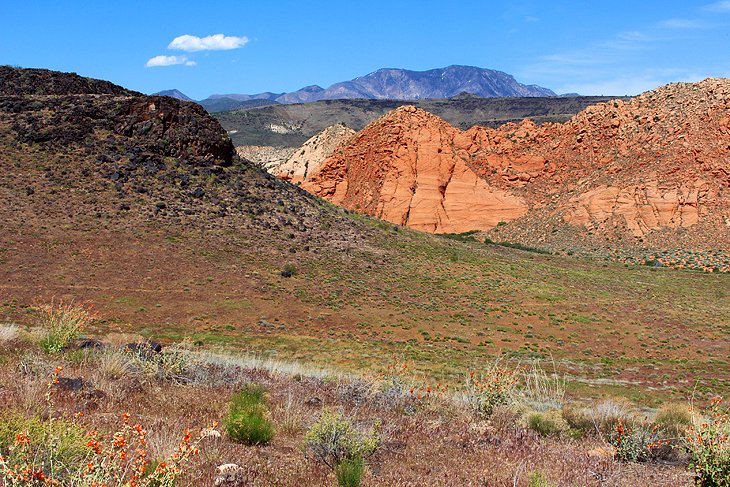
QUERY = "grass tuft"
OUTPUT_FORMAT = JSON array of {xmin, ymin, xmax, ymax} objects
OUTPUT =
[
  {"xmin": 225, "ymin": 384, "xmax": 274, "ymax": 445},
  {"xmin": 39, "ymin": 302, "xmax": 94, "ymax": 354}
]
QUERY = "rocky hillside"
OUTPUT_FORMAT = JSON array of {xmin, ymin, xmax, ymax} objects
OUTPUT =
[
  {"xmin": 235, "ymin": 145, "xmax": 297, "ymax": 172},
  {"xmin": 0, "ymin": 67, "xmax": 367, "ymax": 249},
  {"xmin": 301, "ymin": 79, "xmax": 730, "ymax": 262},
  {"xmin": 0, "ymin": 66, "xmax": 135, "ymax": 96},
  {"xmin": 275, "ymin": 124, "xmax": 356, "ymax": 183}
]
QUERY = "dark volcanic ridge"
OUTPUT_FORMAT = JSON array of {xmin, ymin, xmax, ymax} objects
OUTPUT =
[
  {"xmin": 0, "ymin": 67, "xmax": 374, "ymax": 252},
  {"xmin": 0, "ymin": 65, "xmax": 136, "ymax": 96}
]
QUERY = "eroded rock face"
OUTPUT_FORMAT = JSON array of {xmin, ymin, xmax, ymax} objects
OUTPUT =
[
  {"xmin": 304, "ymin": 106, "xmax": 527, "ymax": 233},
  {"xmin": 300, "ymin": 79, "xmax": 730, "ymax": 247},
  {"xmin": 276, "ymin": 123, "xmax": 355, "ymax": 183},
  {"xmin": 563, "ymin": 181, "xmax": 711, "ymax": 237}
]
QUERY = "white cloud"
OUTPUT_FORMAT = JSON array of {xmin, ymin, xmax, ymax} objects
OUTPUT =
[
  {"xmin": 616, "ymin": 31, "xmax": 651, "ymax": 42},
  {"xmin": 168, "ymin": 34, "xmax": 249, "ymax": 52},
  {"xmin": 145, "ymin": 55, "xmax": 196, "ymax": 68},
  {"xmin": 659, "ymin": 18, "xmax": 705, "ymax": 29},
  {"xmin": 703, "ymin": 1, "xmax": 730, "ymax": 12}
]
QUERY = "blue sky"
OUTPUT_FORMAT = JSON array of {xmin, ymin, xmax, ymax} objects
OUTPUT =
[{"xmin": 2, "ymin": 1, "xmax": 730, "ymax": 99}]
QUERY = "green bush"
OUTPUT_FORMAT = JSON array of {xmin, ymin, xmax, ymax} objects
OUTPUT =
[
  {"xmin": 225, "ymin": 384, "xmax": 274, "ymax": 445},
  {"xmin": 527, "ymin": 411, "xmax": 565, "ymax": 437},
  {"xmin": 335, "ymin": 457, "xmax": 365, "ymax": 487},
  {"xmin": 528, "ymin": 472, "xmax": 556, "ymax": 487},
  {"xmin": 280, "ymin": 263, "xmax": 298, "ymax": 278},
  {"xmin": 303, "ymin": 411, "xmax": 379, "ymax": 471}
]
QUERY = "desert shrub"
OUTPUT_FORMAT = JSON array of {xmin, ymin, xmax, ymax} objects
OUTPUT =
[
  {"xmin": 563, "ymin": 398, "xmax": 635, "ymax": 436},
  {"xmin": 39, "ymin": 301, "xmax": 95, "ymax": 353},
  {"xmin": 489, "ymin": 405, "xmax": 522, "ymax": 433},
  {"xmin": 590, "ymin": 398, "xmax": 635, "ymax": 435},
  {"xmin": 0, "ymin": 414, "xmax": 208, "ymax": 486},
  {"xmin": 225, "ymin": 384, "xmax": 274, "ymax": 445},
  {"xmin": 127, "ymin": 340, "xmax": 194, "ymax": 383},
  {"xmin": 653, "ymin": 402, "xmax": 692, "ymax": 437},
  {"xmin": 528, "ymin": 471, "xmax": 556, "ymax": 487},
  {"xmin": 0, "ymin": 411, "xmax": 89, "ymax": 469},
  {"xmin": 611, "ymin": 419, "xmax": 673, "ymax": 463},
  {"xmin": 686, "ymin": 398, "xmax": 730, "ymax": 486},
  {"xmin": 98, "ymin": 349, "xmax": 135, "ymax": 380},
  {"xmin": 464, "ymin": 363, "xmax": 519, "ymax": 418},
  {"xmin": 336, "ymin": 378, "xmax": 372, "ymax": 406},
  {"xmin": 0, "ymin": 367, "xmax": 209, "ymax": 485},
  {"xmin": 561, "ymin": 404, "xmax": 594, "ymax": 435},
  {"xmin": 527, "ymin": 410, "xmax": 566, "ymax": 437},
  {"xmin": 274, "ymin": 393, "xmax": 304, "ymax": 435},
  {"xmin": 360, "ymin": 355, "xmax": 421, "ymax": 412},
  {"xmin": 280, "ymin": 263, "xmax": 298, "ymax": 277},
  {"xmin": 303, "ymin": 411, "xmax": 379, "ymax": 473},
  {"xmin": 335, "ymin": 457, "xmax": 365, "ymax": 487}
]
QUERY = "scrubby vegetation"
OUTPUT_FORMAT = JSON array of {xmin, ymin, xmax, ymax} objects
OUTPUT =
[
  {"xmin": 686, "ymin": 398, "xmax": 730, "ymax": 486},
  {"xmin": 1, "ymin": 303, "xmax": 727, "ymax": 485},
  {"xmin": 303, "ymin": 410, "xmax": 379, "ymax": 482},
  {"xmin": 225, "ymin": 384, "xmax": 274, "ymax": 446},
  {"xmin": 0, "ymin": 366, "xmax": 210, "ymax": 486},
  {"xmin": 38, "ymin": 301, "xmax": 95, "ymax": 354}
]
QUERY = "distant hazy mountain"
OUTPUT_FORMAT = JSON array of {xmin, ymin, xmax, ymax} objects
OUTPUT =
[
  {"xmin": 276, "ymin": 85, "xmax": 325, "ymax": 104},
  {"xmin": 206, "ymin": 92, "xmax": 282, "ymax": 102},
  {"xmin": 153, "ymin": 89, "xmax": 193, "ymax": 101},
  {"xmin": 199, "ymin": 97, "xmax": 279, "ymax": 113},
  {"xmin": 302, "ymin": 65, "xmax": 556, "ymax": 102},
  {"xmin": 199, "ymin": 65, "xmax": 557, "ymax": 111}
]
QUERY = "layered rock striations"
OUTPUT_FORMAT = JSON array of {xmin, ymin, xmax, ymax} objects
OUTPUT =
[{"xmin": 303, "ymin": 107, "xmax": 528, "ymax": 233}]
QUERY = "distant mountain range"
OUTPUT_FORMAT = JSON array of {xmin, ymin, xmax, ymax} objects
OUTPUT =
[
  {"xmin": 153, "ymin": 89, "xmax": 193, "ymax": 101},
  {"xmin": 153, "ymin": 65, "xmax": 559, "ymax": 112}
]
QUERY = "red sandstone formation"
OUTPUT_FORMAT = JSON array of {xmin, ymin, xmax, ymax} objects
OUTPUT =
[{"xmin": 299, "ymin": 79, "xmax": 730, "ymax": 249}]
